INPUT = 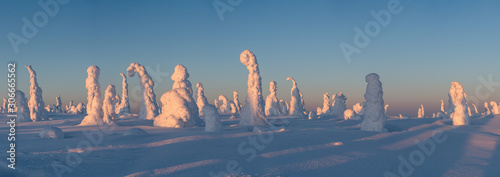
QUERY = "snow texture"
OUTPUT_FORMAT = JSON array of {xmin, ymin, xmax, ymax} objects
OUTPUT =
[
  {"xmin": 154, "ymin": 65, "xmax": 202, "ymax": 128},
  {"xmin": 26, "ymin": 65, "xmax": 48, "ymax": 122},
  {"xmin": 239, "ymin": 50, "xmax": 269, "ymax": 126},
  {"xmin": 80, "ymin": 65, "xmax": 104, "ymax": 126},
  {"xmin": 448, "ymin": 82, "xmax": 470, "ymax": 125},
  {"xmin": 117, "ymin": 73, "xmax": 131, "ymax": 116},
  {"xmin": 127, "ymin": 63, "xmax": 159, "ymax": 120},
  {"xmin": 16, "ymin": 90, "xmax": 31, "ymax": 122},
  {"xmin": 103, "ymin": 85, "xmax": 118, "ymax": 125},
  {"xmin": 203, "ymin": 104, "xmax": 223, "ymax": 132},
  {"xmin": 331, "ymin": 92, "xmax": 347, "ymax": 117},
  {"xmin": 196, "ymin": 83, "xmax": 209, "ymax": 116},
  {"xmin": 39, "ymin": 127, "xmax": 64, "ymax": 139},
  {"xmin": 287, "ymin": 77, "xmax": 305, "ymax": 116},
  {"xmin": 265, "ymin": 81, "xmax": 282, "ymax": 116},
  {"xmin": 360, "ymin": 73, "xmax": 386, "ymax": 132},
  {"xmin": 123, "ymin": 128, "xmax": 149, "ymax": 136}
]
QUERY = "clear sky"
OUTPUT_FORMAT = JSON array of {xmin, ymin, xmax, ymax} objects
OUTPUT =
[{"xmin": 1, "ymin": 0, "xmax": 499, "ymax": 117}]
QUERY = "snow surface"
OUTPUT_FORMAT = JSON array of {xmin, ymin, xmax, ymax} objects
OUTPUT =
[
  {"xmin": 3, "ymin": 112, "xmax": 500, "ymax": 177},
  {"xmin": 360, "ymin": 73, "xmax": 386, "ymax": 132},
  {"xmin": 239, "ymin": 50, "xmax": 269, "ymax": 126},
  {"xmin": 127, "ymin": 63, "xmax": 159, "ymax": 120}
]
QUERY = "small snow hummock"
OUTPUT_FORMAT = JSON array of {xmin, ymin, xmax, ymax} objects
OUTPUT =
[
  {"xmin": 103, "ymin": 85, "xmax": 118, "ymax": 125},
  {"xmin": 196, "ymin": 83, "xmax": 209, "ymax": 116},
  {"xmin": 16, "ymin": 90, "xmax": 31, "ymax": 122},
  {"xmin": 123, "ymin": 128, "xmax": 149, "ymax": 136},
  {"xmin": 117, "ymin": 73, "xmax": 131, "ymax": 116},
  {"xmin": 265, "ymin": 81, "xmax": 282, "ymax": 116},
  {"xmin": 448, "ymin": 82, "xmax": 469, "ymax": 126},
  {"xmin": 239, "ymin": 50, "xmax": 269, "ymax": 126},
  {"xmin": 39, "ymin": 127, "xmax": 64, "ymax": 139},
  {"xmin": 80, "ymin": 66, "xmax": 104, "ymax": 126},
  {"xmin": 26, "ymin": 65, "xmax": 48, "ymax": 122},
  {"xmin": 127, "ymin": 63, "xmax": 159, "ymax": 120},
  {"xmin": 308, "ymin": 111, "xmax": 318, "ymax": 120},
  {"xmin": 331, "ymin": 92, "xmax": 347, "ymax": 117},
  {"xmin": 287, "ymin": 77, "xmax": 305, "ymax": 116},
  {"xmin": 418, "ymin": 104, "xmax": 425, "ymax": 118},
  {"xmin": 233, "ymin": 91, "xmax": 242, "ymax": 114},
  {"xmin": 344, "ymin": 109, "xmax": 356, "ymax": 120},
  {"xmin": 360, "ymin": 73, "xmax": 386, "ymax": 132},
  {"xmin": 399, "ymin": 114, "xmax": 410, "ymax": 119},
  {"xmin": 203, "ymin": 105, "xmax": 224, "ymax": 132},
  {"xmin": 154, "ymin": 65, "xmax": 203, "ymax": 128}
]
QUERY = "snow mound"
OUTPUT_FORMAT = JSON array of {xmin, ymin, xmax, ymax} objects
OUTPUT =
[
  {"xmin": 123, "ymin": 128, "xmax": 149, "ymax": 136},
  {"xmin": 308, "ymin": 111, "xmax": 318, "ymax": 120},
  {"xmin": 203, "ymin": 105, "xmax": 223, "ymax": 132},
  {"xmin": 360, "ymin": 73, "xmax": 386, "ymax": 131},
  {"xmin": 344, "ymin": 109, "xmax": 355, "ymax": 120},
  {"xmin": 39, "ymin": 127, "xmax": 64, "ymax": 139}
]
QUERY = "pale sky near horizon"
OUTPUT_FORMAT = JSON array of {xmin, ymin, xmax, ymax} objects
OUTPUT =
[{"xmin": 1, "ymin": 0, "xmax": 499, "ymax": 116}]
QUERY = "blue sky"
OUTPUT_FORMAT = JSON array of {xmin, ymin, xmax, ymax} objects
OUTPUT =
[{"xmin": 1, "ymin": 0, "xmax": 499, "ymax": 116}]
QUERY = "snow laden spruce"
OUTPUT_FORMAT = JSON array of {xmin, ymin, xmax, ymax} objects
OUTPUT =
[
  {"xmin": 79, "ymin": 65, "xmax": 105, "ymax": 126},
  {"xmin": 233, "ymin": 91, "xmax": 242, "ymax": 114},
  {"xmin": 15, "ymin": 90, "xmax": 31, "ymax": 122},
  {"xmin": 116, "ymin": 73, "xmax": 131, "ymax": 116},
  {"xmin": 360, "ymin": 73, "xmax": 386, "ymax": 132},
  {"xmin": 287, "ymin": 77, "xmax": 305, "ymax": 116},
  {"xmin": 127, "ymin": 62, "xmax": 159, "ymax": 120},
  {"xmin": 448, "ymin": 82, "xmax": 469, "ymax": 125},
  {"xmin": 102, "ymin": 84, "xmax": 118, "ymax": 125},
  {"xmin": 196, "ymin": 83, "xmax": 210, "ymax": 117},
  {"xmin": 331, "ymin": 92, "xmax": 347, "ymax": 117},
  {"xmin": 265, "ymin": 81, "xmax": 282, "ymax": 116},
  {"xmin": 154, "ymin": 65, "xmax": 203, "ymax": 128},
  {"xmin": 26, "ymin": 65, "xmax": 48, "ymax": 122},
  {"xmin": 239, "ymin": 50, "xmax": 269, "ymax": 126}
]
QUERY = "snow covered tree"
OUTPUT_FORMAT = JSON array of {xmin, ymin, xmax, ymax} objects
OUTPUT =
[
  {"xmin": 103, "ymin": 85, "xmax": 118, "ymax": 125},
  {"xmin": 265, "ymin": 81, "xmax": 281, "ymax": 116},
  {"xmin": 484, "ymin": 102, "xmax": 491, "ymax": 115},
  {"xmin": 217, "ymin": 95, "xmax": 237, "ymax": 114},
  {"xmin": 448, "ymin": 82, "xmax": 469, "ymax": 125},
  {"xmin": 320, "ymin": 93, "xmax": 333, "ymax": 116},
  {"xmin": 331, "ymin": 92, "xmax": 347, "ymax": 117},
  {"xmin": 441, "ymin": 100, "xmax": 446, "ymax": 113},
  {"xmin": 117, "ymin": 73, "xmax": 131, "ymax": 116},
  {"xmin": 203, "ymin": 104, "xmax": 223, "ymax": 132},
  {"xmin": 25, "ymin": 65, "xmax": 48, "ymax": 121},
  {"xmin": 418, "ymin": 104, "xmax": 425, "ymax": 118},
  {"xmin": 384, "ymin": 104, "xmax": 389, "ymax": 115},
  {"xmin": 287, "ymin": 77, "xmax": 305, "ymax": 116},
  {"xmin": 239, "ymin": 50, "xmax": 269, "ymax": 126},
  {"xmin": 360, "ymin": 73, "xmax": 386, "ymax": 131},
  {"xmin": 279, "ymin": 100, "xmax": 288, "ymax": 116},
  {"xmin": 154, "ymin": 65, "xmax": 203, "ymax": 128},
  {"xmin": 127, "ymin": 63, "xmax": 159, "ymax": 120},
  {"xmin": 55, "ymin": 95, "xmax": 62, "ymax": 113},
  {"xmin": 472, "ymin": 103, "xmax": 479, "ymax": 116},
  {"xmin": 196, "ymin": 83, "xmax": 209, "ymax": 116},
  {"xmin": 490, "ymin": 101, "xmax": 499, "ymax": 114},
  {"xmin": 344, "ymin": 109, "xmax": 356, "ymax": 120},
  {"xmin": 2, "ymin": 97, "xmax": 7, "ymax": 113},
  {"xmin": 16, "ymin": 90, "xmax": 31, "ymax": 122},
  {"xmin": 233, "ymin": 91, "xmax": 242, "ymax": 114},
  {"xmin": 80, "ymin": 65, "xmax": 104, "ymax": 126}
]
